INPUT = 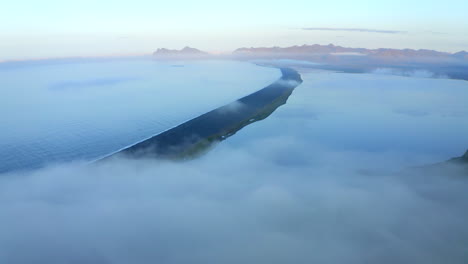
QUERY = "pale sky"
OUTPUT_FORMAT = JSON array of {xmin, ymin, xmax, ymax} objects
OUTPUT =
[{"xmin": 1, "ymin": 0, "xmax": 467, "ymax": 60}]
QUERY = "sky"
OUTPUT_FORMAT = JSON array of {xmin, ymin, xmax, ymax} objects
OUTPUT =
[{"xmin": 1, "ymin": 0, "xmax": 468, "ymax": 60}]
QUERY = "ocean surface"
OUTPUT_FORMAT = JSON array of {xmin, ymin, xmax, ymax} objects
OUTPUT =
[{"xmin": 0, "ymin": 59, "xmax": 280, "ymax": 172}]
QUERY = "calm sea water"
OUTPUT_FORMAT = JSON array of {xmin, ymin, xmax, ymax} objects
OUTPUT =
[{"xmin": 0, "ymin": 59, "xmax": 280, "ymax": 172}]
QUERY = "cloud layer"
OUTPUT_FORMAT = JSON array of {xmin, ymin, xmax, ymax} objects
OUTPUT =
[
  {"xmin": 1, "ymin": 70, "xmax": 467, "ymax": 264},
  {"xmin": 0, "ymin": 132, "xmax": 467, "ymax": 264},
  {"xmin": 302, "ymin": 27, "xmax": 406, "ymax": 34}
]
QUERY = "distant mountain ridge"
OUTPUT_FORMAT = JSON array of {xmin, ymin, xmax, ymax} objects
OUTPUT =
[
  {"xmin": 448, "ymin": 150, "xmax": 468, "ymax": 164},
  {"xmin": 152, "ymin": 44, "xmax": 467, "ymax": 60},
  {"xmin": 233, "ymin": 44, "xmax": 466, "ymax": 60},
  {"xmin": 152, "ymin": 44, "xmax": 468, "ymax": 81},
  {"xmin": 452, "ymin": 51, "xmax": 468, "ymax": 60},
  {"xmin": 230, "ymin": 44, "xmax": 468, "ymax": 81},
  {"xmin": 153, "ymin": 46, "xmax": 209, "ymax": 58}
]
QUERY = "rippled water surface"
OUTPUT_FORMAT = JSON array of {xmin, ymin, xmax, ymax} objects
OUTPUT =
[{"xmin": 0, "ymin": 59, "xmax": 280, "ymax": 172}]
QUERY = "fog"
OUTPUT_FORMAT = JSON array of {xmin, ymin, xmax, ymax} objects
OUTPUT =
[
  {"xmin": 372, "ymin": 68, "xmax": 449, "ymax": 79},
  {"xmin": 1, "ymin": 66, "xmax": 467, "ymax": 263},
  {"xmin": 0, "ymin": 131, "xmax": 467, "ymax": 264}
]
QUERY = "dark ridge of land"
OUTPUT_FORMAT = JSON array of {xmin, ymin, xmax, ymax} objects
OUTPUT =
[
  {"xmin": 103, "ymin": 68, "xmax": 302, "ymax": 160},
  {"xmin": 448, "ymin": 149, "xmax": 468, "ymax": 165},
  {"xmin": 406, "ymin": 149, "xmax": 468, "ymax": 177}
]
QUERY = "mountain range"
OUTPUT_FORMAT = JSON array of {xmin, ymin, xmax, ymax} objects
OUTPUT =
[
  {"xmin": 153, "ymin": 44, "xmax": 467, "ymax": 61},
  {"xmin": 232, "ymin": 44, "xmax": 468, "ymax": 61},
  {"xmin": 153, "ymin": 46, "xmax": 209, "ymax": 58},
  {"xmin": 153, "ymin": 45, "xmax": 468, "ymax": 81}
]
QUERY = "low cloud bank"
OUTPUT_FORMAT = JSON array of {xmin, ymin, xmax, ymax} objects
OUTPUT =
[
  {"xmin": 0, "ymin": 133, "xmax": 467, "ymax": 264},
  {"xmin": 276, "ymin": 79, "xmax": 302, "ymax": 88},
  {"xmin": 218, "ymin": 100, "xmax": 246, "ymax": 114},
  {"xmin": 302, "ymin": 27, "xmax": 405, "ymax": 34},
  {"xmin": 371, "ymin": 68, "xmax": 449, "ymax": 79}
]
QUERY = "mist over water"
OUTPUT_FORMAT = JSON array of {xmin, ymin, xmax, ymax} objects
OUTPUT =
[
  {"xmin": 1, "ymin": 65, "xmax": 468, "ymax": 263},
  {"xmin": 280, "ymin": 71, "xmax": 468, "ymax": 166}
]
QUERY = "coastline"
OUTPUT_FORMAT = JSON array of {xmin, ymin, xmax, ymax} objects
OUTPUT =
[{"xmin": 101, "ymin": 67, "xmax": 303, "ymax": 161}]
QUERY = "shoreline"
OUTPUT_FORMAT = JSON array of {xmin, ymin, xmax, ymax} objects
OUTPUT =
[{"xmin": 101, "ymin": 67, "xmax": 303, "ymax": 161}]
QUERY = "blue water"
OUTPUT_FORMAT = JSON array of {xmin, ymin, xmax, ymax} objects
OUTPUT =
[{"xmin": 0, "ymin": 59, "xmax": 280, "ymax": 172}]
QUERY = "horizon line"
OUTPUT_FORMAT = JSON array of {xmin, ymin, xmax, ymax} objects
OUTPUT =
[{"xmin": 1, "ymin": 44, "xmax": 466, "ymax": 63}]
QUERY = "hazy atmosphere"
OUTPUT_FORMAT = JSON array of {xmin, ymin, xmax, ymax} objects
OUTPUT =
[
  {"xmin": 1, "ymin": 0, "xmax": 468, "ymax": 60},
  {"xmin": 1, "ymin": 1, "xmax": 467, "ymax": 263}
]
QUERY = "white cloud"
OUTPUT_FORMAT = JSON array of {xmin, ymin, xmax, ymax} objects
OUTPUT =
[
  {"xmin": 302, "ymin": 27, "xmax": 406, "ymax": 34},
  {"xmin": 371, "ymin": 68, "xmax": 449, "ymax": 79},
  {"xmin": 218, "ymin": 100, "xmax": 246, "ymax": 114},
  {"xmin": 276, "ymin": 79, "xmax": 301, "ymax": 88},
  {"xmin": 0, "ymin": 132, "xmax": 467, "ymax": 264}
]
